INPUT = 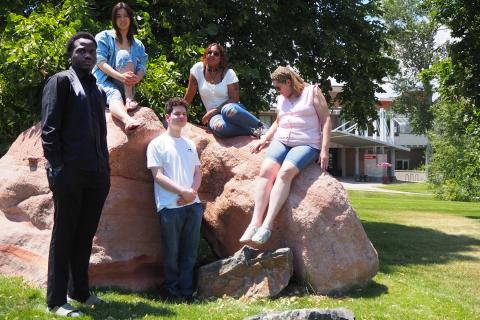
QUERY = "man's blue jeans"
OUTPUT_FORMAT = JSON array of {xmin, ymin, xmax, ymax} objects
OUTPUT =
[
  {"xmin": 159, "ymin": 202, "xmax": 203, "ymax": 297},
  {"xmin": 208, "ymin": 102, "xmax": 262, "ymax": 137}
]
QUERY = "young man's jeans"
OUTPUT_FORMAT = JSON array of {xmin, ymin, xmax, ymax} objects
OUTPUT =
[
  {"xmin": 159, "ymin": 202, "xmax": 203, "ymax": 297},
  {"xmin": 208, "ymin": 102, "xmax": 262, "ymax": 137}
]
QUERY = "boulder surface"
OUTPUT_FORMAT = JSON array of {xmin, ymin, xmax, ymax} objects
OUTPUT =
[
  {"xmin": 190, "ymin": 125, "xmax": 379, "ymax": 295},
  {"xmin": 0, "ymin": 108, "xmax": 378, "ymax": 294},
  {"xmin": 197, "ymin": 246, "xmax": 293, "ymax": 298},
  {"xmin": 244, "ymin": 308, "xmax": 355, "ymax": 320},
  {"xmin": 0, "ymin": 108, "xmax": 165, "ymax": 290}
]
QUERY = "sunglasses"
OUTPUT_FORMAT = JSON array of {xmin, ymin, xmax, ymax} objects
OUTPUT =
[{"xmin": 207, "ymin": 50, "xmax": 220, "ymax": 57}]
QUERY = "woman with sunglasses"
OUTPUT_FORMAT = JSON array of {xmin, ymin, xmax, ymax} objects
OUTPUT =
[
  {"xmin": 93, "ymin": 2, "xmax": 148, "ymax": 131},
  {"xmin": 239, "ymin": 66, "xmax": 332, "ymax": 244},
  {"xmin": 184, "ymin": 43, "xmax": 264, "ymax": 138}
]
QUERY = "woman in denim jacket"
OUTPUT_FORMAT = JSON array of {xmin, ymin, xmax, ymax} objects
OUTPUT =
[{"xmin": 93, "ymin": 2, "xmax": 148, "ymax": 131}]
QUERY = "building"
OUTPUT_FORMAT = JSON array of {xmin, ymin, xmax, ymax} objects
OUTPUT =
[{"xmin": 258, "ymin": 85, "xmax": 428, "ymax": 182}]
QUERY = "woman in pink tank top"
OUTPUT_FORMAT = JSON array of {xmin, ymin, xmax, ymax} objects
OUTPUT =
[{"xmin": 239, "ymin": 66, "xmax": 332, "ymax": 244}]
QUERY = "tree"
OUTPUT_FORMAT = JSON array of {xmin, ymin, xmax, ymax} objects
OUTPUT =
[
  {"xmin": 421, "ymin": 59, "xmax": 480, "ymax": 201},
  {"xmin": 427, "ymin": 0, "xmax": 480, "ymax": 107},
  {"xmin": 0, "ymin": 0, "xmax": 92, "ymax": 153},
  {"xmin": 420, "ymin": 0, "xmax": 480, "ymax": 201},
  {"xmin": 0, "ymin": 0, "xmax": 397, "ymax": 154},
  {"xmin": 0, "ymin": 0, "xmax": 184, "ymax": 153},
  {"xmin": 382, "ymin": 0, "xmax": 441, "ymax": 134},
  {"xmin": 150, "ymin": 0, "xmax": 397, "ymax": 129}
]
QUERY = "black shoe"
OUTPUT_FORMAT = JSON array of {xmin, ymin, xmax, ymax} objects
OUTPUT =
[
  {"xmin": 161, "ymin": 290, "xmax": 181, "ymax": 303},
  {"xmin": 181, "ymin": 295, "xmax": 194, "ymax": 304}
]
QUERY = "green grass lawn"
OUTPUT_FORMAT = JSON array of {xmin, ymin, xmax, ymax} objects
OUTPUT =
[
  {"xmin": 378, "ymin": 182, "xmax": 432, "ymax": 194},
  {"xmin": 1, "ymin": 191, "xmax": 479, "ymax": 319}
]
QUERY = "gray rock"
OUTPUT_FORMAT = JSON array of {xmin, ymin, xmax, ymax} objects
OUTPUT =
[
  {"xmin": 197, "ymin": 246, "xmax": 293, "ymax": 298},
  {"xmin": 243, "ymin": 308, "xmax": 355, "ymax": 320}
]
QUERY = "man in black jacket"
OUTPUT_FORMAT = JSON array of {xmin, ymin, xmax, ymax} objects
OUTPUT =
[{"xmin": 41, "ymin": 31, "xmax": 110, "ymax": 317}]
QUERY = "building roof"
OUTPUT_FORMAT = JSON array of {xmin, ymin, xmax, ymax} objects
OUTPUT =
[{"xmin": 331, "ymin": 131, "xmax": 410, "ymax": 151}]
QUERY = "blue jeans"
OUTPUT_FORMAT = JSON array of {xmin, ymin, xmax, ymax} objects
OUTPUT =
[
  {"xmin": 159, "ymin": 202, "xmax": 203, "ymax": 297},
  {"xmin": 208, "ymin": 103, "xmax": 262, "ymax": 137}
]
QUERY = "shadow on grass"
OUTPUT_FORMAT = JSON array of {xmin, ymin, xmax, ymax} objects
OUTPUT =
[
  {"xmin": 466, "ymin": 216, "xmax": 480, "ymax": 220},
  {"xmin": 346, "ymin": 281, "xmax": 389, "ymax": 298},
  {"xmin": 83, "ymin": 288, "xmax": 176, "ymax": 319},
  {"xmin": 278, "ymin": 279, "xmax": 389, "ymax": 300},
  {"xmin": 84, "ymin": 300, "xmax": 175, "ymax": 320},
  {"xmin": 362, "ymin": 221, "xmax": 480, "ymax": 273}
]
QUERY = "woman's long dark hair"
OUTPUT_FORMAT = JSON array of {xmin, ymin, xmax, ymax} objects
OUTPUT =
[{"xmin": 111, "ymin": 2, "xmax": 135, "ymax": 46}]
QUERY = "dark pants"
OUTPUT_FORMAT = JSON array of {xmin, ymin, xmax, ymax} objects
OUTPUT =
[
  {"xmin": 159, "ymin": 202, "xmax": 203, "ymax": 297},
  {"xmin": 46, "ymin": 165, "xmax": 110, "ymax": 309}
]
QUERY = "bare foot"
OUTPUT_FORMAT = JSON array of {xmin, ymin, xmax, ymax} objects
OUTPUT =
[
  {"xmin": 124, "ymin": 117, "xmax": 142, "ymax": 132},
  {"xmin": 125, "ymin": 98, "xmax": 139, "ymax": 111}
]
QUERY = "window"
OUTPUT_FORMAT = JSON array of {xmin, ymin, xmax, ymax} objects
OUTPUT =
[
  {"xmin": 396, "ymin": 159, "xmax": 409, "ymax": 170},
  {"xmin": 393, "ymin": 117, "xmax": 412, "ymax": 134}
]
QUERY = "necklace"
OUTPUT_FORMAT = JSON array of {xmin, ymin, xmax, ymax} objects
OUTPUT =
[{"xmin": 206, "ymin": 66, "xmax": 222, "ymax": 84}]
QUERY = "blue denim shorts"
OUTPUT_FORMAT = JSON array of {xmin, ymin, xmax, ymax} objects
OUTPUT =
[
  {"xmin": 102, "ymin": 50, "xmax": 135, "ymax": 104},
  {"xmin": 116, "ymin": 50, "xmax": 133, "ymax": 70},
  {"xmin": 265, "ymin": 139, "xmax": 320, "ymax": 170},
  {"xmin": 101, "ymin": 81, "xmax": 124, "ymax": 104}
]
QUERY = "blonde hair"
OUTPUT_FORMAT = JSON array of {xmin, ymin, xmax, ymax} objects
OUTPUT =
[{"xmin": 271, "ymin": 66, "xmax": 306, "ymax": 95}]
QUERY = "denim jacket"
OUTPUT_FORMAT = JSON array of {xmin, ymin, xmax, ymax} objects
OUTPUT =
[{"xmin": 92, "ymin": 30, "xmax": 148, "ymax": 85}]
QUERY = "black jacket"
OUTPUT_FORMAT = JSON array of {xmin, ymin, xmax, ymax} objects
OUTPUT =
[{"xmin": 41, "ymin": 66, "xmax": 109, "ymax": 172}]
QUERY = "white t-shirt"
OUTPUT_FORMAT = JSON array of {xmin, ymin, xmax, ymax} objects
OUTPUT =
[
  {"xmin": 190, "ymin": 61, "xmax": 239, "ymax": 111},
  {"xmin": 146, "ymin": 133, "xmax": 201, "ymax": 211}
]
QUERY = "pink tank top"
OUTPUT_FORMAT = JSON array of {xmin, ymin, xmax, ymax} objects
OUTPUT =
[{"xmin": 274, "ymin": 84, "xmax": 322, "ymax": 149}]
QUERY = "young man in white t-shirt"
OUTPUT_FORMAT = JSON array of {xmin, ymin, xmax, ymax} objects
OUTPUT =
[{"xmin": 146, "ymin": 97, "xmax": 202, "ymax": 301}]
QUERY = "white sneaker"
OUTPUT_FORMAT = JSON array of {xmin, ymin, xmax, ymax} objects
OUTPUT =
[
  {"xmin": 251, "ymin": 226, "xmax": 272, "ymax": 244},
  {"xmin": 239, "ymin": 225, "xmax": 259, "ymax": 243}
]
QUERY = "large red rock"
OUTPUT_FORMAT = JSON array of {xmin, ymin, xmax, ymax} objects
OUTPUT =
[
  {"xmin": 0, "ymin": 108, "xmax": 165, "ymax": 290},
  {"xmin": 0, "ymin": 108, "xmax": 378, "ymax": 295},
  {"xmin": 185, "ymin": 125, "xmax": 379, "ymax": 295}
]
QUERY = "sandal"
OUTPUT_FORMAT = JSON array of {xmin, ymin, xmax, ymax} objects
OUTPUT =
[
  {"xmin": 84, "ymin": 294, "xmax": 106, "ymax": 306},
  {"xmin": 49, "ymin": 303, "xmax": 83, "ymax": 317},
  {"xmin": 251, "ymin": 226, "xmax": 272, "ymax": 245},
  {"xmin": 68, "ymin": 294, "xmax": 106, "ymax": 307},
  {"xmin": 251, "ymin": 125, "xmax": 266, "ymax": 139},
  {"xmin": 125, "ymin": 97, "xmax": 139, "ymax": 111},
  {"xmin": 239, "ymin": 225, "xmax": 258, "ymax": 243}
]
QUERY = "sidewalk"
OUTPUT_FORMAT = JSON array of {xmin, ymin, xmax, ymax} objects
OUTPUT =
[{"xmin": 338, "ymin": 178, "xmax": 419, "ymax": 194}]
